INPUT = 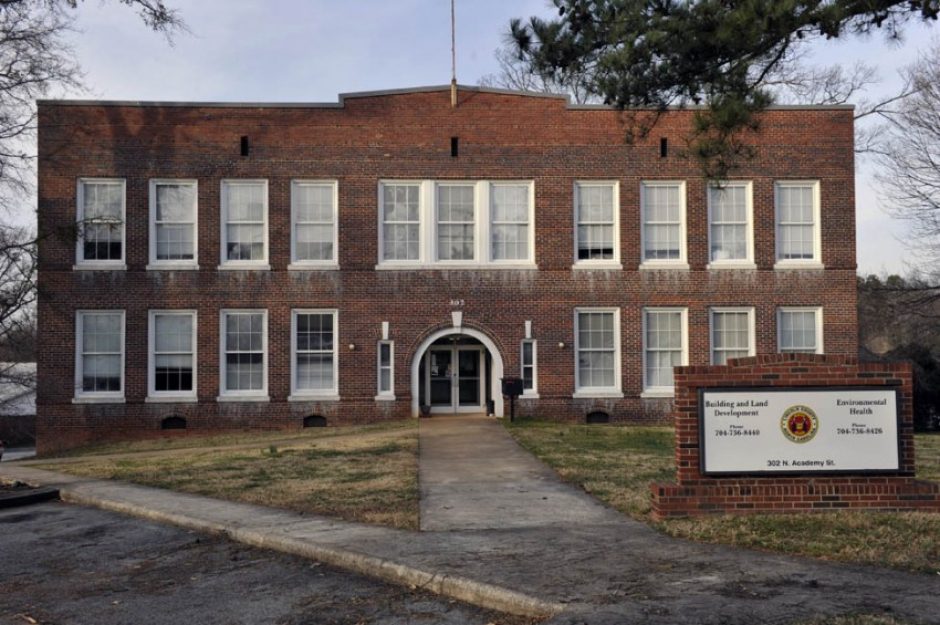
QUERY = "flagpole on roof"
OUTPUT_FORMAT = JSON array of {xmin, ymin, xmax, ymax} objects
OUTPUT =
[{"xmin": 450, "ymin": 0, "xmax": 457, "ymax": 108}]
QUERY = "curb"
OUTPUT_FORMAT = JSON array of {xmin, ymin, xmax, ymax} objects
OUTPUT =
[
  {"xmin": 60, "ymin": 488, "xmax": 564, "ymax": 618},
  {"xmin": 0, "ymin": 486, "xmax": 60, "ymax": 509}
]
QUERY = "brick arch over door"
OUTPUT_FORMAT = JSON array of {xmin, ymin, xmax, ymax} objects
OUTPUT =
[{"xmin": 409, "ymin": 326, "xmax": 505, "ymax": 418}]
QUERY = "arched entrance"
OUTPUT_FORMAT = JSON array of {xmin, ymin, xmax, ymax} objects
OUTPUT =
[{"xmin": 411, "ymin": 327, "xmax": 504, "ymax": 418}]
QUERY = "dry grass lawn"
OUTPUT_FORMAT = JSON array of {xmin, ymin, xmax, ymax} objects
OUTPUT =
[
  {"xmin": 505, "ymin": 420, "xmax": 940, "ymax": 574},
  {"xmin": 38, "ymin": 421, "xmax": 419, "ymax": 530}
]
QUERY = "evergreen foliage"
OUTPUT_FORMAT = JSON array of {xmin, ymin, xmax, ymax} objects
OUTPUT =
[{"xmin": 509, "ymin": 1, "xmax": 938, "ymax": 175}]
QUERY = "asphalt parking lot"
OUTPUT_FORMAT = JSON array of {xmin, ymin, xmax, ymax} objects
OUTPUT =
[{"xmin": 0, "ymin": 501, "xmax": 534, "ymax": 625}]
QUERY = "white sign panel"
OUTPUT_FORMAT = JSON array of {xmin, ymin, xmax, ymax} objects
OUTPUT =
[{"xmin": 700, "ymin": 388, "xmax": 900, "ymax": 474}]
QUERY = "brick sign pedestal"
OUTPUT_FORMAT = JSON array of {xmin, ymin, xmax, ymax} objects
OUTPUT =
[{"xmin": 650, "ymin": 354, "xmax": 940, "ymax": 519}]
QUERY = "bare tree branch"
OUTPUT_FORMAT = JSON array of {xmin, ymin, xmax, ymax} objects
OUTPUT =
[
  {"xmin": 876, "ymin": 43, "xmax": 940, "ymax": 281},
  {"xmin": 479, "ymin": 44, "xmax": 601, "ymax": 105}
]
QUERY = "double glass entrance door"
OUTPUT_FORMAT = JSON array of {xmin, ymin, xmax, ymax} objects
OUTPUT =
[{"xmin": 426, "ymin": 346, "xmax": 484, "ymax": 413}]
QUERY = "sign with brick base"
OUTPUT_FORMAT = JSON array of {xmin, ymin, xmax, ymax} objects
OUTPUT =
[{"xmin": 650, "ymin": 354, "xmax": 940, "ymax": 519}]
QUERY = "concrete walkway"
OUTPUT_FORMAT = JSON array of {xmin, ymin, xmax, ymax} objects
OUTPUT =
[
  {"xmin": 419, "ymin": 415, "xmax": 623, "ymax": 530},
  {"xmin": 4, "ymin": 426, "xmax": 940, "ymax": 624},
  {"xmin": 0, "ymin": 446, "xmax": 35, "ymax": 462}
]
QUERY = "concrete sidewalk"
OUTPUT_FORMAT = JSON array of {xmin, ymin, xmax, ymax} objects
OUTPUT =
[
  {"xmin": 4, "ymin": 462, "xmax": 940, "ymax": 624},
  {"xmin": 419, "ymin": 416, "xmax": 623, "ymax": 530}
]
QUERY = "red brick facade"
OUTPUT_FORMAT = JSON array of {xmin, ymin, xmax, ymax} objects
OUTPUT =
[
  {"xmin": 36, "ymin": 86, "xmax": 859, "ymax": 453},
  {"xmin": 650, "ymin": 354, "xmax": 940, "ymax": 518}
]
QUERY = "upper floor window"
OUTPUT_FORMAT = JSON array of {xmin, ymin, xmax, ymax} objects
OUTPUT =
[
  {"xmin": 777, "ymin": 307, "xmax": 823, "ymax": 354},
  {"xmin": 149, "ymin": 180, "xmax": 197, "ymax": 269},
  {"xmin": 710, "ymin": 307, "xmax": 755, "ymax": 365},
  {"xmin": 220, "ymin": 309, "xmax": 268, "ymax": 399},
  {"xmin": 436, "ymin": 184, "xmax": 476, "ymax": 261},
  {"xmin": 708, "ymin": 182, "xmax": 754, "ymax": 268},
  {"xmin": 291, "ymin": 180, "xmax": 338, "ymax": 268},
  {"xmin": 775, "ymin": 181, "xmax": 822, "ymax": 268},
  {"xmin": 574, "ymin": 181, "xmax": 620, "ymax": 267},
  {"xmin": 490, "ymin": 183, "xmax": 531, "ymax": 262},
  {"xmin": 76, "ymin": 179, "xmax": 125, "ymax": 268},
  {"xmin": 378, "ymin": 180, "xmax": 535, "ymax": 268},
  {"xmin": 381, "ymin": 182, "xmax": 421, "ymax": 262},
  {"xmin": 149, "ymin": 310, "xmax": 197, "ymax": 399},
  {"xmin": 642, "ymin": 307, "xmax": 688, "ymax": 396},
  {"xmin": 574, "ymin": 308, "xmax": 622, "ymax": 397},
  {"xmin": 220, "ymin": 180, "xmax": 268, "ymax": 269},
  {"xmin": 75, "ymin": 310, "xmax": 124, "ymax": 401},
  {"xmin": 640, "ymin": 181, "xmax": 687, "ymax": 268}
]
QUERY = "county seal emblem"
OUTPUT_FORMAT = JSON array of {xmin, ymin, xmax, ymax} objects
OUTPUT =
[{"xmin": 780, "ymin": 405, "xmax": 819, "ymax": 443}]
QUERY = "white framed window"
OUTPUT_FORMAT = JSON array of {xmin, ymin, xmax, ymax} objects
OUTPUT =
[
  {"xmin": 574, "ymin": 181, "xmax": 620, "ymax": 267},
  {"xmin": 775, "ymin": 181, "xmax": 822, "ymax": 268},
  {"xmin": 219, "ymin": 309, "xmax": 268, "ymax": 400},
  {"xmin": 709, "ymin": 307, "xmax": 755, "ymax": 365},
  {"xmin": 436, "ymin": 183, "xmax": 476, "ymax": 261},
  {"xmin": 380, "ymin": 182, "xmax": 422, "ymax": 263},
  {"xmin": 149, "ymin": 180, "xmax": 198, "ymax": 269},
  {"xmin": 290, "ymin": 309, "xmax": 339, "ymax": 400},
  {"xmin": 490, "ymin": 182, "xmax": 533, "ymax": 263},
  {"xmin": 148, "ymin": 310, "xmax": 197, "ymax": 400},
  {"xmin": 377, "ymin": 180, "xmax": 535, "ymax": 268},
  {"xmin": 574, "ymin": 308, "xmax": 622, "ymax": 397},
  {"xmin": 220, "ymin": 180, "xmax": 269, "ymax": 269},
  {"xmin": 521, "ymin": 339, "xmax": 538, "ymax": 396},
  {"xmin": 76, "ymin": 178, "xmax": 126, "ymax": 269},
  {"xmin": 640, "ymin": 181, "xmax": 687, "ymax": 268},
  {"xmin": 74, "ymin": 310, "xmax": 125, "ymax": 402},
  {"xmin": 707, "ymin": 182, "xmax": 754, "ymax": 268},
  {"xmin": 777, "ymin": 307, "xmax": 824, "ymax": 354},
  {"xmin": 642, "ymin": 308, "xmax": 688, "ymax": 396},
  {"xmin": 376, "ymin": 340, "xmax": 394, "ymax": 399},
  {"xmin": 290, "ymin": 180, "xmax": 338, "ymax": 269}
]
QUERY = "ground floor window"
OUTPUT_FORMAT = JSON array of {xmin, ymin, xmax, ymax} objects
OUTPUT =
[
  {"xmin": 643, "ymin": 308, "xmax": 688, "ymax": 394},
  {"xmin": 220, "ymin": 310, "xmax": 267, "ymax": 398},
  {"xmin": 778, "ymin": 307, "xmax": 823, "ymax": 354},
  {"xmin": 291, "ymin": 310, "xmax": 338, "ymax": 398},
  {"xmin": 709, "ymin": 307, "xmax": 754, "ymax": 365},
  {"xmin": 75, "ymin": 310, "xmax": 124, "ymax": 400},
  {"xmin": 149, "ymin": 310, "xmax": 196, "ymax": 398},
  {"xmin": 574, "ymin": 308, "xmax": 621, "ymax": 396},
  {"xmin": 521, "ymin": 339, "xmax": 537, "ymax": 395},
  {"xmin": 377, "ymin": 340, "xmax": 394, "ymax": 398}
]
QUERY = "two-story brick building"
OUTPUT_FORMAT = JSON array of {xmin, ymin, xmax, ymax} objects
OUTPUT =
[{"xmin": 36, "ymin": 85, "xmax": 858, "ymax": 453}]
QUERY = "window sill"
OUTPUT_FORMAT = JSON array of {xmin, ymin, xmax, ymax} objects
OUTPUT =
[
  {"xmin": 287, "ymin": 263, "xmax": 339, "ymax": 271},
  {"xmin": 640, "ymin": 390, "xmax": 675, "ymax": 399},
  {"xmin": 146, "ymin": 264, "xmax": 200, "ymax": 271},
  {"xmin": 374, "ymin": 263, "xmax": 538, "ymax": 271},
  {"xmin": 639, "ymin": 262, "xmax": 690, "ymax": 271},
  {"xmin": 288, "ymin": 394, "xmax": 340, "ymax": 402},
  {"xmin": 72, "ymin": 396, "xmax": 125, "ymax": 404},
  {"xmin": 706, "ymin": 262, "xmax": 757, "ymax": 271},
  {"xmin": 217, "ymin": 264, "xmax": 272, "ymax": 271},
  {"xmin": 145, "ymin": 396, "xmax": 198, "ymax": 403},
  {"xmin": 73, "ymin": 264, "xmax": 127, "ymax": 271},
  {"xmin": 572, "ymin": 391, "xmax": 623, "ymax": 399},
  {"xmin": 572, "ymin": 262, "xmax": 622, "ymax": 270},
  {"xmin": 774, "ymin": 261, "xmax": 825, "ymax": 271},
  {"xmin": 520, "ymin": 393, "xmax": 540, "ymax": 400},
  {"xmin": 216, "ymin": 395, "xmax": 270, "ymax": 403},
  {"xmin": 374, "ymin": 394, "xmax": 397, "ymax": 402}
]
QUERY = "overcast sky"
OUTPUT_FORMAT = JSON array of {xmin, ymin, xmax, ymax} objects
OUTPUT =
[{"xmin": 60, "ymin": 0, "xmax": 938, "ymax": 276}]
